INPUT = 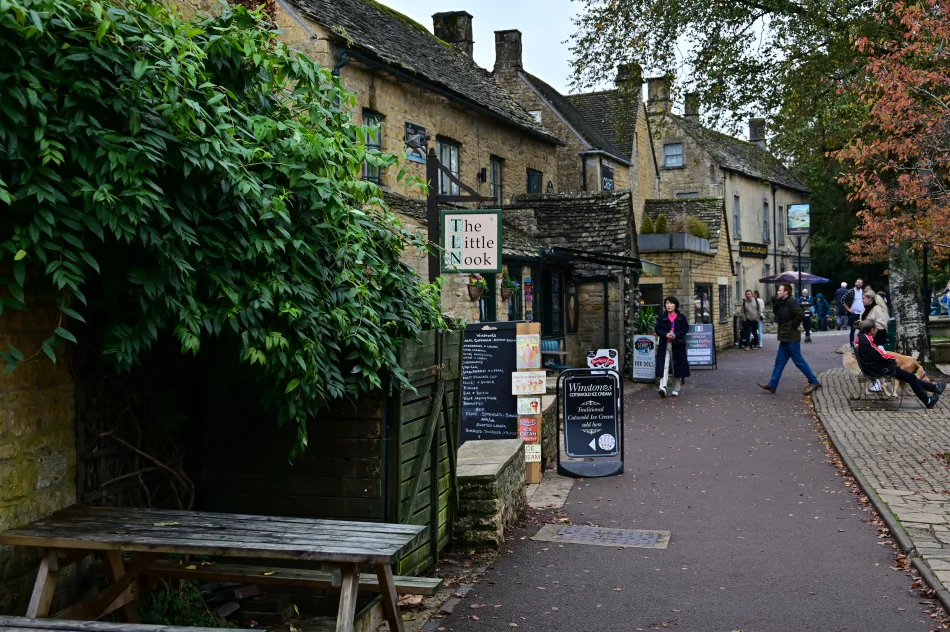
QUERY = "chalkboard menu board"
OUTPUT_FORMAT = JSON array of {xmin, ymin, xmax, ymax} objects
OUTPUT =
[
  {"xmin": 686, "ymin": 323, "xmax": 717, "ymax": 368},
  {"xmin": 562, "ymin": 372, "xmax": 620, "ymax": 458},
  {"xmin": 460, "ymin": 322, "xmax": 519, "ymax": 443}
]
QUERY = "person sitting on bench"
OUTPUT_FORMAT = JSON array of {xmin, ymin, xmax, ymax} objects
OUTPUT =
[{"xmin": 856, "ymin": 320, "xmax": 944, "ymax": 408}]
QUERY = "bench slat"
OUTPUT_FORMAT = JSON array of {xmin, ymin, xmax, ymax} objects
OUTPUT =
[
  {"xmin": 0, "ymin": 616, "xmax": 242, "ymax": 632},
  {"xmin": 145, "ymin": 560, "xmax": 443, "ymax": 595}
]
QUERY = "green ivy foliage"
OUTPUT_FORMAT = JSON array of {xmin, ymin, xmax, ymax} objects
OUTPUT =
[{"xmin": 0, "ymin": 0, "xmax": 444, "ymax": 453}]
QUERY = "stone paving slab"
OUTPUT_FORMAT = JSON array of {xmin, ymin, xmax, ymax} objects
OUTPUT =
[
  {"xmin": 526, "ymin": 472, "xmax": 574, "ymax": 509},
  {"xmin": 814, "ymin": 368, "xmax": 950, "ymax": 594}
]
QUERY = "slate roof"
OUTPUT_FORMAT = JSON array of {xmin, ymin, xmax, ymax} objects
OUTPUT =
[
  {"xmin": 290, "ymin": 0, "xmax": 559, "ymax": 145},
  {"xmin": 520, "ymin": 73, "xmax": 630, "ymax": 163},
  {"xmin": 642, "ymin": 198, "xmax": 728, "ymax": 255},
  {"xmin": 670, "ymin": 115, "xmax": 809, "ymax": 193},
  {"xmin": 567, "ymin": 90, "xmax": 639, "ymax": 162}
]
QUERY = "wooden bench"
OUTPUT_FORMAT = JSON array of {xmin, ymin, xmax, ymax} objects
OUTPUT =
[
  {"xmin": 141, "ymin": 559, "xmax": 442, "ymax": 595},
  {"xmin": 0, "ymin": 616, "xmax": 248, "ymax": 631},
  {"xmin": 0, "ymin": 505, "xmax": 430, "ymax": 632},
  {"xmin": 541, "ymin": 337, "xmax": 569, "ymax": 372}
]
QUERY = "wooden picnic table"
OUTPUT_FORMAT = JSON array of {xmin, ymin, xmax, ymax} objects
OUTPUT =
[{"xmin": 0, "ymin": 505, "xmax": 426, "ymax": 632}]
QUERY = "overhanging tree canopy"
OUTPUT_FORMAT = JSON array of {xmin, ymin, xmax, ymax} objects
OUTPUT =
[{"xmin": 0, "ymin": 0, "xmax": 444, "ymax": 453}]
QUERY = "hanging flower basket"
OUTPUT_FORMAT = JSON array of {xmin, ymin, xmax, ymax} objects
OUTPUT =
[
  {"xmin": 501, "ymin": 287, "xmax": 513, "ymax": 301},
  {"xmin": 468, "ymin": 285, "xmax": 484, "ymax": 301}
]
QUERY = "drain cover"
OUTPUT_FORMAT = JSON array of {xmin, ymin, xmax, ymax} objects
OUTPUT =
[{"xmin": 532, "ymin": 524, "xmax": 670, "ymax": 549}]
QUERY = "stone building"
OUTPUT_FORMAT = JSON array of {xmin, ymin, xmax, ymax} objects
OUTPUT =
[
  {"xmin": 492, "ymin": 30, "xmax": 659, "ymax": 214},
  {"xmin": 638, "ymin": 198, "xmax": 736, "ymax": 350},
  {"xmin": 646, "ymin": 78, "xmax": 810, "ymax": 302}
]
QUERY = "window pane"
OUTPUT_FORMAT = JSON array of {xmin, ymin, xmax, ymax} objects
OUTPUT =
[
  {"xmin": 694, "ymin": 283, "xmax": 712, "ymax": 324},
  {"xmin": 733, "ymin": 195, "xmax": 741, "ymax": 236},
  {"xmin": 526, "ymin": 169, "xmax": 542, "ymax": 194},
  {"xmin": 664, "ymin": 143, "xmax": 683, "ymax": 167},
  {"xmin": 491, "ymin": 157, "xmax": 503, "ymax": 205},
  {"xmin": 362, "ymin": 113, "xmax": 382, "ymax": 184}
]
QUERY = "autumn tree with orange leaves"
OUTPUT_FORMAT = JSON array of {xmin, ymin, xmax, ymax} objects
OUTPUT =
[{"xmin": 835, "ymin": 0, "xmax": 950, "ymax": 360}]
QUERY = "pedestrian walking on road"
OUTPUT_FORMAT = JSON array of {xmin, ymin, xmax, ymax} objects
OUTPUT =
[
  {"xmin": 758, "ymin": 283, "xmax": 822, "ymax": 395},
  {"xmin": 740, "ymin": 290, "xmax": 761, "ymax": 349},
  {"xmin": 655, "ymin": 297, "xmax": 690, "ymax": 398},
  {"xmin": 857, "ymin": 321, "xmax": 944, "ymax": 408},
  {"xmin": 754, "ymin": 290, "xmax": 765, "ymax": 348},
  {"xmin": 842, "ymin": 278, "xmax": 865, "ymax": 347},
  {"xmin": 834, "ymin": 282, "xmax": 849, "ymax": 330},
  {"xmin": 815, "ymin": 293, "xmax": 830, "ymax": 331},
  {"xmin": 800, "ymin": 289, "xmax": 813, "ymax": 343}
]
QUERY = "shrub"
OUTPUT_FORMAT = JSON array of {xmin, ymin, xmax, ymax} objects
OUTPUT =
[
  {"xmin": 640, "ymin": 215, "xmax": 656, "ymax": 234},
  {"xmin": 654, "ymin": 215, "xmax": 669, "ymax": 233}
]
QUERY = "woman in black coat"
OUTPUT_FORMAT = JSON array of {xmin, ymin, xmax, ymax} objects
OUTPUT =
[{"xmin": 654, "ymin": 296, "xmax": 691, "ymax": 397}]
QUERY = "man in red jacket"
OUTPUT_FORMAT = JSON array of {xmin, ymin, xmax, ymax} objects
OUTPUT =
[{"xmin": 856, "ymin": 321, "xmax": 944, "ymax": 408}]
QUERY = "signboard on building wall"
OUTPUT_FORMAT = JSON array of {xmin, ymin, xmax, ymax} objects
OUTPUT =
[
  {"xmin": 739, "ymin": 242, "xmax": 769, "ymax": 258},
  {"xmin": 440, "ymin": 210, "xmax": 502, "ymax": 274},
  {"xmin": 787, "ymin": 204, "xmax": 811, "ymax": 235},
  {"xmin": 601, "ymin": 161, "xmax": 615, "ymax": 191},
  {"xmin": 404, "ymin": 123, "xmax": 427, "ymax": 163}
]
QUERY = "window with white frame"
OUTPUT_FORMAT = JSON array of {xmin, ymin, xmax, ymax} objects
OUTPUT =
[
  {"xmin": 663, "ymin": 143, "xmax": 683, "ymax": 167},
  {"xmin": 437, "ymin": 138, "xmax": 460, "ymax": 196},
  {"xmin": 362, "ymin": 111, "xmax": 383, "ymax": 184}
]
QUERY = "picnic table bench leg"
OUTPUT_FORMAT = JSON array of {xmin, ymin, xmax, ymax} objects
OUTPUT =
[
  {"xmin": 103, "ymin": 551, "xmax": 141, "ymax": 623},
  {"xmin": 375, "ymin": 563, "xmax": 406, "ymax": 632},
  {"xmin": 26, "ymin": 550, "xmax": 60, "ymax": 617},
  {"xmin": 335, "ymin": 563, "xmax": 360, "ymax": 632}
]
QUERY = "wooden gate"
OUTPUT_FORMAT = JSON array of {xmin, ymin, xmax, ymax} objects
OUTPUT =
[{"xmin": 386, "ymin": 329, "xmax": 462, "ymax": 576}]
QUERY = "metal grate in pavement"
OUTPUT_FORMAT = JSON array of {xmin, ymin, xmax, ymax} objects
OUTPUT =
[{"xmin": 532, "ymin": 524, "xmax": 670, "ymax": 549}]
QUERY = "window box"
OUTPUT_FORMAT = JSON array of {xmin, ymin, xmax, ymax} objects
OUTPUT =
[{"xmin": 637, "ymin": 232, "xmax": 710, "ymax": 253}]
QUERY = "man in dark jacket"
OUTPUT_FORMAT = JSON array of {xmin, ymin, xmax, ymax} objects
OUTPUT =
[
  {"xmin": 758, "ymin": 283, "xmax": 822, "ymax": 395},
  {"xmin": 857, "ymin": 321, "xmax": 944, "ymax": 407}
]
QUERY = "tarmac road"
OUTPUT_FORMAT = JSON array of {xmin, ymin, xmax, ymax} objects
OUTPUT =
[{"xmin": 439, "ymin": 332, "xmax": 938, "ymax": 631}]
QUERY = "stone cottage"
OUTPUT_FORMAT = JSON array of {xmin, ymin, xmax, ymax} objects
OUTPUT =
[
  {"xmin": 646, "ymin": 77, "xmax": 809, "ymax": 302},
  {"xmin": 638, "ymin": 198, "xmax": 736, "ymax": 350}
]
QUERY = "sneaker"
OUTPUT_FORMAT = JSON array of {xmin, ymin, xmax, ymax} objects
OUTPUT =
[
  {"xmin": 804, "ymin": 382, "xmax": 823, "ymax": 395},
  {"xmin": 659, "ymin": 386, "xmax": 667, "ymax": 398},
  {"xmin": 671, "ymin": 391, "xmax": 680, "ymax": 397},
  {"xmin": 927, "ymin": 394, "xmax": 940, "ymax": 409},
  {"xmin": 869, "ymin": 380, "xmax": 882, "ymax": 393},
  {"xmin": 758, "ymin": 382, "xmax": 776, "ymax": 394},
  {"xmin": 936, "ymin": 382, "xmax": 947, "ymax": 395}
]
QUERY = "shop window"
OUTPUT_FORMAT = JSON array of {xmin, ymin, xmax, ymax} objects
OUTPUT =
[
  {"xmin": 526, "ymin": 169, "xmax": 543, "ymax": 194},
  {"xmin": 694, "ymin": 283, "xmax": 713, "ymax": 325},
  {"xmin": 437, "ymin": 138, "xmax": 460, "ymax": 196},
  {"xmin": 507, "ymin": 265, "xmax": 523, "ymax": 321},
  {"xmin": 362, "ymin": 110, "xmax": 383, "ymax": 184},
  {"xmin": 664, "ymin": 143, "xmax": 683, "ymax": 167}
]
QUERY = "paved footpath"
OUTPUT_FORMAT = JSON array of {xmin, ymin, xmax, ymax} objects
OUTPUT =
[
  {"xmin": 813, "ymin": 358, "xmax": 950, "ymax": 601},
  {"xmin": 432, "ymin": 332, "xmax": 938, "ymax": 632}
]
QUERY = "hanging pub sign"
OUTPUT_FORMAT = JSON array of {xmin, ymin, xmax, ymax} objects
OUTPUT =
[
  {"xmin": 686, "ymin": 323, "xmax": 717, "ymax": 368},
  {"xmin": 631, "ymin": 335, "xmax": 657, "ymax": 382},
  {"xmin": 440, "ymin": 210, "xmax": 502, "ymax": 274},
  {"xmin": 787, "ymin": 203, "xmax": 811, "ymax": 235}
]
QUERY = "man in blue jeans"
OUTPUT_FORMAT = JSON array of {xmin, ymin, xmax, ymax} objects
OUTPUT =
[{"xmin": 758, "ymin": 283, "xmax": 822, "ymax": 395}]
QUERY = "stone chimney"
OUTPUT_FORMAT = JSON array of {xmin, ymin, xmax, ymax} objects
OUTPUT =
[
  {"xmin": 684, "ymin": 92, "xmax": 700, "ymax": 122},
  {"xmin": 647, "ymin": 76, "xmax": 672, "ymax": 115},
  {"xmin": 615, "ymin": 62, "xmax": 643, "ymax": 89},
  {"xmin": 493, "ymin": 29, "xmax": 523, "ymax": 73},
  {"xmin": 749, "ymin": 118, "xmax": 767, "ymax": 149},
  {"xmin": 433, "ymin": 11, "xmax": 474, "ymax": 58}
]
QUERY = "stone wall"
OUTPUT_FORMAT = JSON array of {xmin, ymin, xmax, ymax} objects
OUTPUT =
[
  {"xmin": 0, "ymin": 304, "xmax": 77, "ymax": 614},
  {"xmin": 568, "ymin": 278, "xmax": 624, "ymax": 367},
  {"xmin": 454, "ymin": 439, "xmax": 526, "ymax": 548},
  {"xmin": 633, "ymin": 102, "xmax": 661, "ymax": 230}
]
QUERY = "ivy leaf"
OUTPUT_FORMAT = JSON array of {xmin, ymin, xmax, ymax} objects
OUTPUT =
[
  {"xmin": 14, "ymin": 249, "xmax": 27, "ymax": 261},
  {"xmin": 54, "ymin": 327, "xmax": 77, "ymax": 344}
]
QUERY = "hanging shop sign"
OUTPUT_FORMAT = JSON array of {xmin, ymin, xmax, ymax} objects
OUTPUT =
[
  {"xmin": 440, "ymin": 210, "xmax": 502, "ymax": 274},
  {"xmin": 787, "ymin": 204, "xmax": 811, "ymax": 235}
]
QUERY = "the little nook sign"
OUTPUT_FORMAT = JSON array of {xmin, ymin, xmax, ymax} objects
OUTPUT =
[{"xmin": 440, "ymin": 210, "xmax": 502, "ymax": 274}]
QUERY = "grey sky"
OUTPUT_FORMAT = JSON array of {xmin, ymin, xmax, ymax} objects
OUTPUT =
[{"xmin": 380, "ymin": 0, "xmax": 590, "ymax": 95}]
